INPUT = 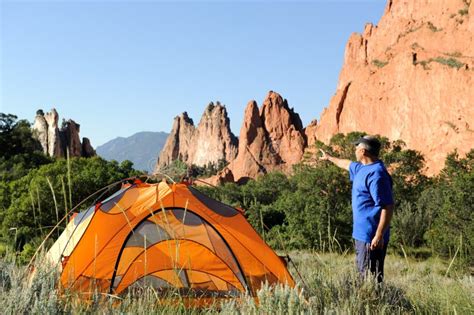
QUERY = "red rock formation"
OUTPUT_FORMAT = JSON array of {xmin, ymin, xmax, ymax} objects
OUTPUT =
[
  {"xmin": 227, "ymin": 91, "xmax": 307, "ymax": 183},
  {"xmin": 81, "ymin": 137, "xmax": 96, "ymax": 158},
  {"xmin": 304, "ymin": 119, "xmax": 318, "ymax": 148},
  {"xmin": 158, "ymin": 92, "xmax": 307, "ymax": 183},
  {"xmin": 227, "ymin": 100, "xmax": 277, "ymax": 182},
  {"xmin": 32, "ymin": 109, "xmax": 64, "ymax": 157},
  {"xmin": 307, "ymin": 0, "xmax": 474, "ymax": 174},
  {"xmin": 32, "ymin": 109, "xmax": 96, "ymax": 158},
  {"xmin": 155, "ymin": 112, "xmax": 195, "ymax": 168},
  {"xmin": 32, "ymin": 110, "xmax": 50, "ymax": 155},
  {"xmin": 156, "ymin": 103, "xmax": 238, "ymax": 171},
  {"xmin": 61, "ymin": 120, "xmax": 82, "ymax": 157},
  {"xmin": 192, "ymin": 103, "xmax": 239, "ymax": 166}
]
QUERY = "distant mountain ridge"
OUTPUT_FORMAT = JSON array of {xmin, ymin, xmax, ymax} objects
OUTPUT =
[{"xmin": 97, "ymin": 131, "xmax": 168, "ymax": 172}]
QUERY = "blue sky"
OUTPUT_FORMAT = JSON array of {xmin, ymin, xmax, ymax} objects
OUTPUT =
[{"xmin": 1, "ymin": 0, "xmax": 386, "ymax": 146}]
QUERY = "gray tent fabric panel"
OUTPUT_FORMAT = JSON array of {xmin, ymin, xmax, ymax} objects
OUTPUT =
[
  {"xmin": 130, "ymin": 275, "xmax": 172, "ymax": 289},
  {"xmin": 112, "ymin": 275, "xmax": 122, "ymax": 289},
  {"xmin": 73, "ymin": 205, "xmax": 94, "ymax": 225},
  {"xmin": 177, "ymin": 269, "xmax": 189, "ymax": 288},
  {"xmin": 188, "ymin": 186, "xmax": 238, "ymax": 217},
  {"xmin": 99, "ymin": 188, "xmax": 127, "ymax": 212}
]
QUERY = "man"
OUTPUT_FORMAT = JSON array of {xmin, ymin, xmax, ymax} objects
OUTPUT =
[{"xmin": 320, "ymin": 136, "xmax": 394, "ymax": 282}]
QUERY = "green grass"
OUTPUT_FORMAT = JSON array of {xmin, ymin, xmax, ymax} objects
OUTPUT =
[{"xmin": 1, "ymin": 251, "xmax": 472, "ymax": 314}]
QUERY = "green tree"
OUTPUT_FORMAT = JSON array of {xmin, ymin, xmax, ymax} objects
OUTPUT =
[
  {"xmin": 0, "ymin": 113, "xmax": 52, "ymax": 181},
  {"xmin": 240, "ymin": 172, "xmax": 291, "ymax": 234},
  {"xmin": 425, "ymin": 150, "xmax": 474, "ymax": 265},
  {"xmin": 1, "ymin": 157, "xmax": 140, "ymax": 250},
  {"xmin": 381, "ymin": 140, "xmax": 430, "ymax": 204},
  {"xmin": 280, "ymin": 164, "xmax": 352, "ymax": 250}
]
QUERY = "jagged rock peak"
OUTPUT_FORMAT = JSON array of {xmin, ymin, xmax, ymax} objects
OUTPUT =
[
  {"xmin": 204, "ymin": 101, "xmax": 225, "ymax": 113},
  {"xmin": 155, "ymin": 101, "xmax": 238, "ymax": 171},
  {"xmin": 60, "ymin": 119, "xmax": 83, "ymax": 157},
  {"xmin": 304, "ymin": 119, "xmax": 319, "ymax": 148},
  {"xmin": 224, "ymin": 91, "xmax": 307, "ymax": 183},
  {"xmin": 178, "ymin": 111, "xmax": 194, "ymax": 125},
  {"xmin": 32, "ymin": 108, "xmax": 95, "ymax": 158},
  {"xmin": 82, "ymin": 137, "xmax": 95, "ymax": 158},
  {"xmin": 261, "ymin": 91, "xmax": 304, "ymax": 132},
  {"xmin": 192, "ymin": 102, "xmax": 238, "ymax": 166},
  {"xmin": 156, "ymin": 112, "xmax": 195, "ymax": 169}
]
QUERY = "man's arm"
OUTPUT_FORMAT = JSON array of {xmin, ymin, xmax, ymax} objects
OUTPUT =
[
  {"xmin": 370, "ymin": 204, "xmax": 394, "ymax": 250},
  {"xmin": 319, "ymin": 149, "xmax": 351, "ymax": 171}
]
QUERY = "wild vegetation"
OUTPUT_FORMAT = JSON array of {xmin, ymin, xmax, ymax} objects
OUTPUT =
[
  {"xmin": 1, "ymin": 251, "xmax": 472, "ymax": 313},
  {"xmin": 1, "ymin": 113, "xmax": 473, "ymax": 313}
]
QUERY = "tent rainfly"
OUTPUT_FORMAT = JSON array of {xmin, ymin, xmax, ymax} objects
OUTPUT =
[{"xmin": 47, "ymin": 179, "xmax": 295, "ymax": 298}]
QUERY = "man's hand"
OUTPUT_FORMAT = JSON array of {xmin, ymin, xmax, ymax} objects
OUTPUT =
[
  {"xmin": 319, "ymin": 149, "xmax": 329, "ymax": 161},
  {"xmin": 370, "ymin": 233, "xmax": 384, "ymax": 250},
  {"xmin": 371, "ymin": 206, "xmax": 393, "ymax": 250},
  {"xmin": 318, "ymin": 149, "xmax": 351, "ymax": 171}
]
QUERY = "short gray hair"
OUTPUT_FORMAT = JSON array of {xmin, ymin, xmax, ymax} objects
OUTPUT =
[{"xmin": 355, "ymin": 136, "xmax": 381, "ymax": 157}]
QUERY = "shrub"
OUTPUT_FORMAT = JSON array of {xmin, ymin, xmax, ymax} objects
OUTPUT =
[
  {"xmin": 391, "ymin": 200, "xmax": 433, "ymax": 248},
  {"xmin": 425, "ymin": 151, "xmax": 474, "ymax": 266},
  {"xmin": 427, "ymin": 21, "xmax": 442, "ymax": 32},
  {"xmin": 372, "ymin": 59, "xmax": 389, "ymax": 68},
  {"xmin": 432, "ymin": 57, "xmax": 465, "ymax": 69}
]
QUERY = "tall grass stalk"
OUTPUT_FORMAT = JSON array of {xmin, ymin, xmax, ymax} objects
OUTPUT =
[
  {"xmin": 445, "ymin": 235, "xmax": 462, "ymax": 277},
  {"xmin": 29, "ymin": 189, "xmax": 37, "ymax": 228},
  {"xmin": 66, "ymin": 148, "xmax": 73, "ymax": 213},
  {"xmin": 46, "ymin": 177, "xmax": 60, "ymax": 226},
  {"xmin": 60, "ymin": 176, "xmax": 68, "ymax": 225}
]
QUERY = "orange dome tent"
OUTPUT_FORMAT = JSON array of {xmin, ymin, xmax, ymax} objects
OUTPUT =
[{"xmin": 46, "ymin": 179, "xmax": 294, "ymax": 299}]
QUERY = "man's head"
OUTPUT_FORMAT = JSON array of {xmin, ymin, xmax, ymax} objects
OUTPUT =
[{"xmin": 353, "ymin": 136, "xmax": 381, "ymax": 162}]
